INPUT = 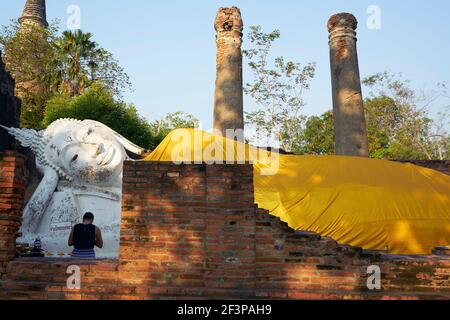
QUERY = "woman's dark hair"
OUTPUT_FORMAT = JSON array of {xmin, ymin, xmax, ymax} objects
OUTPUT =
[{"xmin": 83, "ymin": 212, "xmax": 94, "ymax": 221}]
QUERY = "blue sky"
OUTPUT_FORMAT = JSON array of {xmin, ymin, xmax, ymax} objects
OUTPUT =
[{"xmin": 2, "ymin": 0, "xmax": 449, "ymax": 129}]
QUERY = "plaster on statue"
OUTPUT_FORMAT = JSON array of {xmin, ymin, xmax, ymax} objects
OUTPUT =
[{"xmin": 1, "ymin": 119, "xmax": 146, "ymax": 258}]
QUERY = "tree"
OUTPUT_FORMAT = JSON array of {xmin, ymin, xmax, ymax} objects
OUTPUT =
[
  {"xmin": 54, "ymin": 30, "xmax": 131, "ymax": 97},
  {"xmin": 86, "ymin": 49, "xmax": 131, "ymax": 98},
  {"xmin": 148, "ymin": 111, "xmax": 200, "ymax": 145},
  {"xmin": 53, "ymin": 30, "xmax": 98, "ymax": 96},
  {"xmin": 363, "ymin": 72, "xmax": 449, "ymax": 160},
  {"xmin": 295, "ymin": 73, "xmax": 449, "ymax": 160},
  {"xmin": 0, "ymin": 21, "xmax": 59, "ymax": 128},
  {"xmin": 43, "ymin": 84, "xmax": 200, "ymax": 151},
  {"xmin": 364, "ymin": 96, "xmax": 400, "ymax": 159},
  {"xmin": 363, "ymin": 95, "xmax": 433, "ymax": 160},
  {"xmin": 296, "ymin": 111, "xmax": 335, "ymax": 155},
  {"xmin": 0, "ymin": 22, "xmax": 132, "ymax": 128},
  {"xmin": 43, "ymin": 83, "xmax": 157, "ymax": 150},
  {"xmin": 429, "ymin": 107, "xmax": 450, "ymax": 160},
  {"xmin": 243, "ymin": 25, "xmax": 316, "ymax": 151}
]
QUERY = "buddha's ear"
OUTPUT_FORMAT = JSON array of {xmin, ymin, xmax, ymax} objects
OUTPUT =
[
  {"xmin": 82, "ymin": 120, "xmax": 147, "ymax": 156},
  {"xmin": 21, "ymin": 167, "xmax": 59, "ymax": 234}
]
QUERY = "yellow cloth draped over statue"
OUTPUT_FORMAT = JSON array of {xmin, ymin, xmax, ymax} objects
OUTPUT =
[{"xmin": 145, "ymin": 129, "xmax": 450, "ymax": 254}]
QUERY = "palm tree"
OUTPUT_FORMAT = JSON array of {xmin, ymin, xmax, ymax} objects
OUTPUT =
[{"xmin": 54, "ymin": 30, "xmax": 100, "ymax": 96}]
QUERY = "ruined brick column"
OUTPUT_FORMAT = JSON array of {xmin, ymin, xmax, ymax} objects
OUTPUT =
[
  {"xmin": 328, "ymin": 13, "xmax": 369, "ymax": 157},
  {"xmin": 0, "ymin": 152, "xmax": 26, "ymax": 267},
  {"xmin": 213, "ymin": 7, "xmax": 244, "ymax": 136},
  {"xmin": 19, "ymin": 0, "xmax": 48, "ymax": 28}
]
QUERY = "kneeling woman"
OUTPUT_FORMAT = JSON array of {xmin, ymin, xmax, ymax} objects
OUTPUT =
[{"xmin": 68, "ymin": 212, "xmax": 103, "ymax": 258}]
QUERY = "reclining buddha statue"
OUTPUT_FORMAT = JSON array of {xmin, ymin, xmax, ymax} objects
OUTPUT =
[
  {"xmin": 1, "ymin": 119, "xmax": 146, "ymax": 258},
  {"xmin": 2, "ymin": 121, "xmax": 449, "ymax": 256}
]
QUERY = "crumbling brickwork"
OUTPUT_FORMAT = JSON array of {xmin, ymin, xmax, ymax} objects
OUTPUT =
[
  {"xmin": 0, "ymin": 161, "xmax": 448, "ymax": 300},
  {"xmin": 0, "ymin": 151, "xmax": 26, "ymax": 273}
]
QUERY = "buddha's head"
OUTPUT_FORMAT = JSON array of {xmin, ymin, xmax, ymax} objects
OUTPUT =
[
  {"xmin": 45, "ymin": 120, "xmax": 126, "ymax": 186},
  {"xmin": 2, "ymin": 118, "xmax": 146, "ymax": 187},
  {"xmin": 1, "ymin": 119, "xmax": 146, "ymax": 234}
]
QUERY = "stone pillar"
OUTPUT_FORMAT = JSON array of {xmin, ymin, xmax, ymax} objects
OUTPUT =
[
  {"xmin": 19, "ymin": 0, "xmax": 48, "ymax": 28},
  {"xmin": 213, "ymin": 7, "xmax": 244, "ymax": 136},
  {"xmin": 328, "ymin": 13, "xmax": 369, "ymax": 157}
]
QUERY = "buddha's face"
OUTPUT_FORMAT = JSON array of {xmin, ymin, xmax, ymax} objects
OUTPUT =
[{"xmin": 45, "ymin": 123, "xmax": 126, "ymax": 186}]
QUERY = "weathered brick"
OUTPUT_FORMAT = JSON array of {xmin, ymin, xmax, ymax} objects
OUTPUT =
[{"xmin": 0, "ymin": 159, "xmax": 449, "ymax": 300}]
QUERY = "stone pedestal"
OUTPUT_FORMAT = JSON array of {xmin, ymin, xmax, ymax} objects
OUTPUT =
[
  {"xmin": 213, "ymin": 7, "xmax": 244, "ymax": 136},
  {"xmin": 328, "ymin": 13, "xmax": 369, "ymax": 157}
]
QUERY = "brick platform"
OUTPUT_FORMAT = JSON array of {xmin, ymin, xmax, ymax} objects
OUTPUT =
[{"xmin": 0, "ymin": 158, "xmax": 448, "ymax": 300}]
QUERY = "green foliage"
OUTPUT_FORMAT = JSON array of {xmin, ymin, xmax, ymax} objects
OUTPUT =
[
  {"xmin": 243, "ymin": 25, "xmax": 316, "ymax": 151},
  {"xmin": 53, "ymin": 30, "xmax": 99, "ymax": 96},
  {"xmin": 43, "ymin": 84, "xmax": 199, "ymax": 151},
  {"xmin": 363, "ymin": 96, "xmax": 428, "ymax": 160},
  {"xmin": 363, "ymin": 72, "xmax": 449, "ymax": 160},
  {"xmin": 0, "ymin": 21, "xmax": 131, "ymax": 128},
  {"xmin": 291, "ymin": 76, "xmax": 449, "ymax": 160},
  {"xmin": 280, "ymin": 115, "xmax": 307, "ymax": 153},
  {"xmin": 148, "ymin": 111, "xmax": 200, "ymax": 145},
  {"xmin": 43, "ymin": 84, "xmax": 157, "ymax": 150},
  {"xmin": 241, "ymin": 24, "xmax": 448, "ymax": 160},
  {"xmin": 364, "ymin": 96, "xmax": 396, "ymax": 159},
  {"xmin": 53, "ymin": 30, "xmax": 131, "ymax": 97},
  {"xmin": 295, "ymin": 111, "xmax": 335, "ymax": 155},
  {"xmin": 0, "ymin": 20, "xmax": 59, "ymax": 128}
]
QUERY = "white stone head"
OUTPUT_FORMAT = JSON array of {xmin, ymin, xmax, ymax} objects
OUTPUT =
[
  {"xmin": 45, "ymin": 119, "xmax": 146, "ymax": 186},
  {"xmin": 2, "ymin": 118, "xmax": 145, "ymax": 186},
  {"xmin": 1, "ymin": 119, "xmax": 146, "ymax": 233}
]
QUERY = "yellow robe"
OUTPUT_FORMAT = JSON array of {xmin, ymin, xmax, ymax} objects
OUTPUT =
[{"xmin": 145, "ymin": 129, "xmax": 450, "ymax": 254}]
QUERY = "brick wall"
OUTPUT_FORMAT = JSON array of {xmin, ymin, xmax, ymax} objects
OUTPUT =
[
  {"xmin": 0, "ymin": 151, "xmax": 26, "ymax": 274},
  {"xmin": 119, "ymin": 162, "xmax": 257, "ymax": 298},
  {"xmin": 254, "ymin": 209, "xmax": 449, "ymax": 299},
  {"xmin": 0, "ymin": 160, "xmax": 448, "ymax": 300}
]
